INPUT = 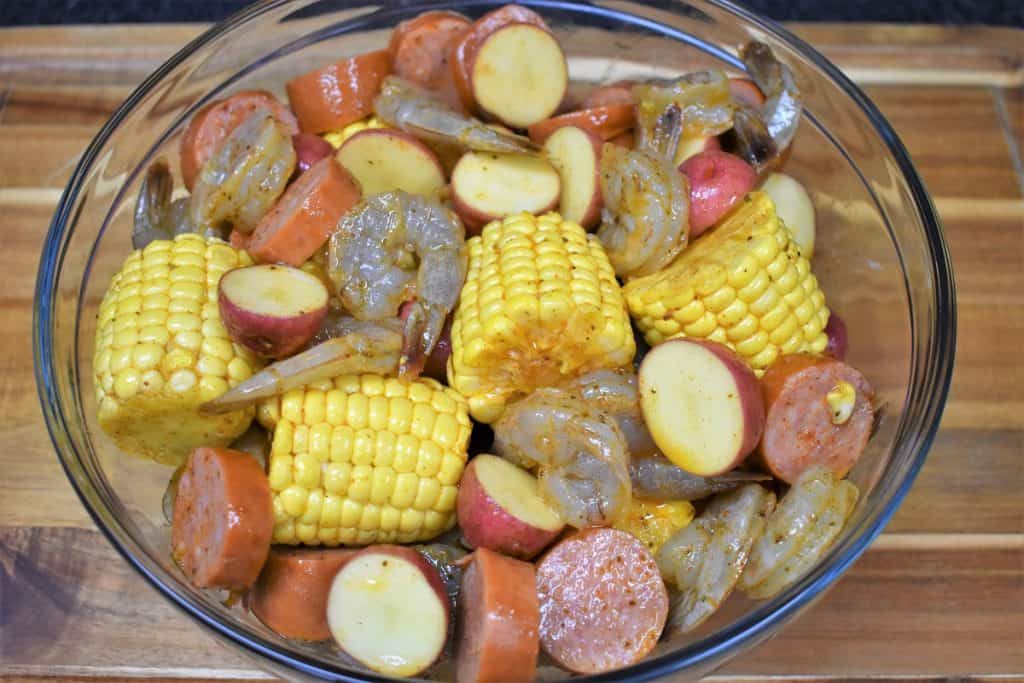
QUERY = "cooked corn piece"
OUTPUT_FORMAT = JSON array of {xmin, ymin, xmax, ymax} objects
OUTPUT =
[
  {"xmin": 322, "ymin": 116, "xmax": 388, "ymax": 148},
  {"xmin": 260, "ymin": 374, "xmax": 472, "ymax": 546},
  {"xmin": 93, "ymin": 234, "xmax": 263, "ymax": 465},
  {"xmin": 614, "ymin": 499, "xmax": 695, "ymax": 555},
  {"xmin": 624, "ymin": 191, "xmax": 828, "ymax": 373},
  {"xmin": 448, "ymin": 212, "xmax": 636, "ymax": 423}
]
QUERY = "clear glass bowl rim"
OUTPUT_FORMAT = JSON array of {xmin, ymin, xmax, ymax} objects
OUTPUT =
[{"xmin": 33, "ymin": 0, "xmax": 957, "ymax": 681}]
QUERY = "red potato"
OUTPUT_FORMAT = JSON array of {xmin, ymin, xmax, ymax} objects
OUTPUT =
[
  {"xmin": 171, "ymin": 446, "xmax": 273, "ymax": 590},
  {"xmin": 327, "ymin": 545, "xmax": 450, "ymax": 677},
  {"xmin": 536, "ymin": 528, "xmax": 668, "ymax": 674},
  {"xmin": 286, "ymin": 50, "xmax": 392, "ymax": 134},
  {"xmin": 527, "ymin": 104, "xmax": 636, "ymax": 144},
  {"xmin": 388, "ymin": 10, "xmax": 471, "ymax": 112},
  {"xmin": 218, "ymin": 264, "xmax": 328, "ymax": 359},
  {"xmin": 581, "ymin": 80, "xmax": 636, "ymax": 109},
  {"xmin": 470, "ymin": 23, "xmax": 568, "ymax": 129},
  {"xmin": 824, "ymin": 313, "xmax": 848, "ymax": 361},
  {"xmin": 729, "ymin": 77, "xmax": 766, "ymax": 108},
  {"xmin": 543, "ymin": 125, "xmax": 604, "ymax": 229},
  {"xmin": 673, "ymin": 132, "xmax": 722, "ymax": 166},
  {"xmin": 336, "ymin": 128, "xmax": 446, "ymax": 198},
  {"xmin": 759, "ymin": 354, "xmax": 875, "ymax": 484},
  {"xmin": 179, "ymin": 90, "xmax": 298, "ymax": 191},
  {"xmin": 247, "ymin": 157, "xmax": 361, "ymax": 267},
  {"xmin": 292, "ymin": 133, "xmax": 334, "ymax": 175},
  {"xmin": 456, "ymin": 548, "xmax": 540, "ymax": 683},
  {"xmin": 457, "ymin": 455, "xmax": 565, "ymax": 560},
  {"xmin": 450, "ymin": 151, "xmax": 561, "ymax": 233},
  {"xmin": 679, "ymin": 150, "xmax": 758, "ymax": 238},
  {"xmin": 250, "ymin": 548, "xmax": 356, "ymax": 641},
  {"xmin": 638, "ymin": 338, "xmax": 765, "ymax": 477},
  {"xmin": 760, "ymin": 172, "xmax": 816, "ymax": 257}
]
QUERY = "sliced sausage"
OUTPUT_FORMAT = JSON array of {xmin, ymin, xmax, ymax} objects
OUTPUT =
[
  {"xmin": 609, "ymin": 130, "xmax": 635, "ymax": 149},
  {"xmin": 536, "ymin": 528, "xmax": 668, "ymax": 674},
  {"xmin": 390, "ymin": 10, "xmax": 471, "ymax": 112},
  {"xmin": 180, "ymin": 90, "xmax": 299, "ymax": 191},
  {"xmin": 286, "ymin": 49, "xmax": 392, "ymax": 134},
  {"xmin": 448, "ymin": 4, "xmax": 550, "ymax": 111},
  {"xmin": 250, "ymin": 547, "xmax": 356, "ymax": 641},
  {"xmin": 582, "ymin": 80, "xmax": 637, "ymax": 109},
  {"xmin": 729, "ymin": 77, "xmax": 766, "ymax": 108},
  {"xmin": 456, "ymin": 548, "xmax": 539, "ymax": 683},
  {"xmin": 527, "ymin": 104, "xmax": 636, "ymax": 144},
  {"xmin": 759, "ymin": 354, "xmax": 875, "ymax": 484},
  {"xmin": 247, "ymin": 157, "xmax": 361, "ymax": 267},
  {"xmin": 171, "ymin": 446, "xmax": 273, "ymax": 590}
]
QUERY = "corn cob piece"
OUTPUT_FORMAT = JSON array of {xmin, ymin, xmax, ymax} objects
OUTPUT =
[
  {"xmin": 322, "ymin": 116, "xmax": 388, "ymax": 148},
  {"xmin": 624, "ymin": 192, "xmax": 829, "ymax": 373},
  {"xmin": 448, "ymin": 212, "xmax": 636, "ymax": 423},
  {"xmin": 259, "ymin": 374, "xmax": 472, "ymax": 546},
  {"xmin": 614, "ymin": 499, "xmax": 696, "ymax": 555},
  {"xmin": 93, "ymin": 234, "xmax": 263, "ymax": 466}
]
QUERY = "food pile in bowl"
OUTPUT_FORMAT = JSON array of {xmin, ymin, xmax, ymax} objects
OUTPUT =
[{"xmin": 91, "ymin": 4, "xmax": 877, "ymax": 680}]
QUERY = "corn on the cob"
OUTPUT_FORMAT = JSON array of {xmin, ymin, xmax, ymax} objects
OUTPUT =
[
  {"xmin": 322, "ymin": 116, "xmax": 388, "ymax": 148},
  {"xmin": 624, "ymin": 192, "xmax": 829, "ymax": 372},
  {"xmin": 614, "ymin": 499, "xmax": 695, "ymax": 555},
  {"xmin": 448, "ymin": 212, "xmax": 636, "ymax": 423},
  {"xmin": 93, "ymin": 234, "xmax": 263, "ymax": 466},
  {"xmin": 258, "ymin": 374, "xmax": 472, "ymax": 546}
]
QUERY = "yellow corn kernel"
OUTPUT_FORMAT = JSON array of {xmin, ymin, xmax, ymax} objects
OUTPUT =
[
  {"xmin": 322, "ymin": 116, "xmax": 389, "ymax": 148},
  {"xmin": 614, "ymin": 499, "xmax": 696, "ymax": 555},
  {"xmin": 449, "ymin": 212, "xmax": 635, "ymax": 422},
  {"xmin": 624, "ymin": 192, "xmax": 829, "ymax": 374},
  {"xmin": 92, "ymin": 236, "xmax": 262, "ymax": 466},
  {"xmin": 826, "ymin": 381, "xmax": 857, "ymax": 424},
  {"xmin": 259, "ymin": 375, "xmax": 471, "ymax": 546}
]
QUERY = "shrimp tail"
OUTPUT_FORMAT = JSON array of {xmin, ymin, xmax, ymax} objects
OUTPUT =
[
  {"xmin": 398, "ymin": 301, "xmax": 446, "ymax": 380},
  {"xmin": 738, "ymin": 41, "xmax": 802, "ymax": 157},
  {"xmin": 725, "ymin": 104, "xmax": 778, "ymax": 174},
  {"xmin": 132, "ymin": 159, "xmax": 174, "ymax": 249},
  {"xmin": 649, "ymin": 104, "xmax": 684, "ymax": 161}
]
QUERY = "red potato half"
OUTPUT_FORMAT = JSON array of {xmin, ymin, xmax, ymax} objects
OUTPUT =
[
  {"xmin": 760, "ymin": 172, "xmax": 816, "ymax": 258},
  {"xmin": 327, "ymin": 545, "xmax": 450, "ymax": 677},
  {"xmin": 292, "ymin": 133, "xmax": 334, "ymax": 175},
  {"xmin": 824, "ymin": 313, "xmax": 848, "ymax": 361},
  {"xmin": 471, "ymin": 23, "xmax": 568, "ymax": 129},
  {"xmin": 451, "ymin": 151, "xmax": 561, "ymax": 233},
  {"xmin": 543, "ymin": 125, "xmax": 603, "ymax": 229},
  {"xmin": 218, "ymin": 264, "xmax": 328, "ymax": 359},
  {"xmin": 679, "ymin": 150, "xmax": 757, "ymax": 238},
  {"xmin": 638, "ymin": 338, "xmax": 765, "ymax": 476},
  {"xmin": 457, "ymin": 455, "xmax": 565, "ymax": 560},
  {"xmin": 336, "ymin": 128, "xmax": 446, "ymax": 198}
]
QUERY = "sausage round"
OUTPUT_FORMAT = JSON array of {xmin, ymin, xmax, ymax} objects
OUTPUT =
[
  {"xmin": 249, "ymin": 547, "xmax": 356, "ymax": 641},
  {"xmin": 759, "ymin": 354, "xmax": 875, "ymax": 484},
  {"xmin": 171, "ymin": 446, "xmax": 273, "ymax": 590},
  {"xmin": 286, "ymin": 49, "xmax": 392, "ymax": 134},
  {"xmin": 536, "ymin": 528, "xmax": 668, "ymax": 674},
  {"xmin": 456, "ymin": 548, "xmax": 539, "ymax": 683},
  {"xmin": 179, "ymin": 90, "xmax": 298, "ymax": 191},
  {"xmin": 582, "ymin": 80, "xmax": 637, "ymax": 109},
  {"xmin": 390, "ymin": 10, "xmax": 470, "ymax": 111}
]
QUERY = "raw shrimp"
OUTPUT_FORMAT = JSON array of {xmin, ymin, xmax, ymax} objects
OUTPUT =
[
  {"xmin": 132, "ymin": 160, "xmax": 206, "ymax": 249},
  {"xmin": 200, "ymin": 320, "xmax": 402, "ymax": 414},
  {"xmin": 633, "ymin": 69, "xmax": 736, "ymax": 150},
  {"xmin": 738, "ymin": 465, "xmax": 859, "ymax": 599},
  {"xmin": 555, "ymin": 368, "xmax": 658, "ymax": 458},
  {"xmin": 597, "ymin": 104, "xmax": 690, "ymax": 278},
  {"xmin": 327, "ymin": 190, "xmax": 467, "ymax": 378},
  {"xmin": 656, "ymin": 484, "xmax": 776, "ymax": 633},
  {"xmin": 374, "ymin": 76, "xmax": 538, "ymax": 154},
  {"xmin": 629, "ymin": 453, "xmax": 771, "ymax": 501},
  {"xmin": 189, "ymin": 108, "xmax": 296, "ymax": 235},
  {"xmin": 493, "ymin": 389, "xmax": 631, "ymax": 528}
]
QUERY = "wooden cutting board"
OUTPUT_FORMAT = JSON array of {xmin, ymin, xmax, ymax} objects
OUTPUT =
[{"xmin": 1, "ymin": 21, "xmax": 1022, "ymax": 683}]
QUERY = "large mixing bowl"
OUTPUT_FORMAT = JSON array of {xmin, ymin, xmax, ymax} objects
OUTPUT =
[{"xmin": 33, "ymin": 1, "xmax": 955, "ymax": 680}]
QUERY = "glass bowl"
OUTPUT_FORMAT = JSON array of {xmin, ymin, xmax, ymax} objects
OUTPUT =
[{"xmin": 33, "ymin": 1, "xmax": 955, "ymax": 681}]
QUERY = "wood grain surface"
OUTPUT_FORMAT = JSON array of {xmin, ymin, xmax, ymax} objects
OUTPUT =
[{"xmin": 1, "ymin": 20, "xmax": 1022, "ymax": 683}]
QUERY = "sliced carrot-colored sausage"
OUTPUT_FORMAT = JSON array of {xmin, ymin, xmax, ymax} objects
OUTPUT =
[
  {"xmin": 581, "ymin": 80, "xmax": 637, "ymax": 109},
  {"xmin": 448, "ymin": 4, "xmax": 550, "ymax": 111},
  {"xmin": 609, "ymin": 130, "xmax": 635, "ymax": 149},
  {"xmin": 171, "ymin": 446, "xmax": 273, "ymax": 590},
  {"xmin": 390, "ymin": 10, "xmax": 471, "ymax": 113},
  {"xmin": 527, "ymin": 104, "xmax": 636, "ymax": 144},
  {"xmin": 729, "ymin": 77, "xmax": 766, "ymax": 108},
  {"xmin": 286, "ymin": 50, "xmax": 392, "ymax": 134},
  {"xmin": 179, "ymin": 90, "xmax": 298, "ymax": 191},
  {"xmin": 247, "ymin": 157, "xmax": 361, "ymax": 267},
  {"xmin": 759, "ymin": 354, "xmax": 875, "ymax": 484},
  {"xmin": 536, "ymin": 528, "xmax": 668, "ymax": 674},
  {"xmin": 456, "ymin": 548, "xmax": 539, "ymax": 683},
  {"xmin": 250, "ymin": 547, "xmax": 356, "ymax": 641}
]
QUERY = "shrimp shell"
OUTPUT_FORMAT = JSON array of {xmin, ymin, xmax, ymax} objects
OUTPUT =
[
  {"xmin": 656, "ymin": 484, "xmax": 776, "ymax": 633},
  {"xmin": 738, "ymin": 465, "xmax": 859, "ymax": 599},
  {"xmin": 493, "ymin": 390, "xmax": 632, "ymax": 528},
  {"xmin": 629, "ymin": 453, "xmax": 771, "ymax": 501},
  {"xmin": 740, "ymin": 41, "xmax": 802, "ymax": 154},
  {"xmin": 555, "ymin": 368, "xmax": 659, "ymax": 458},
  {"xmin": 132, "ymin": 159, "xmax": 174, "ymax": 249},
  {"xmin": 634, "ymin": 70, "xmax": 735, "ymax": 151},
  {"xmin": 189, "ymin": 108, "xmax": 296, "ymax": 235}
]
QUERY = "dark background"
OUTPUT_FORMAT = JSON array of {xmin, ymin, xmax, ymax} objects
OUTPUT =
[{"xmin": 1, "ymin": 0, "xmax": 1022, "ymax": 26}]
